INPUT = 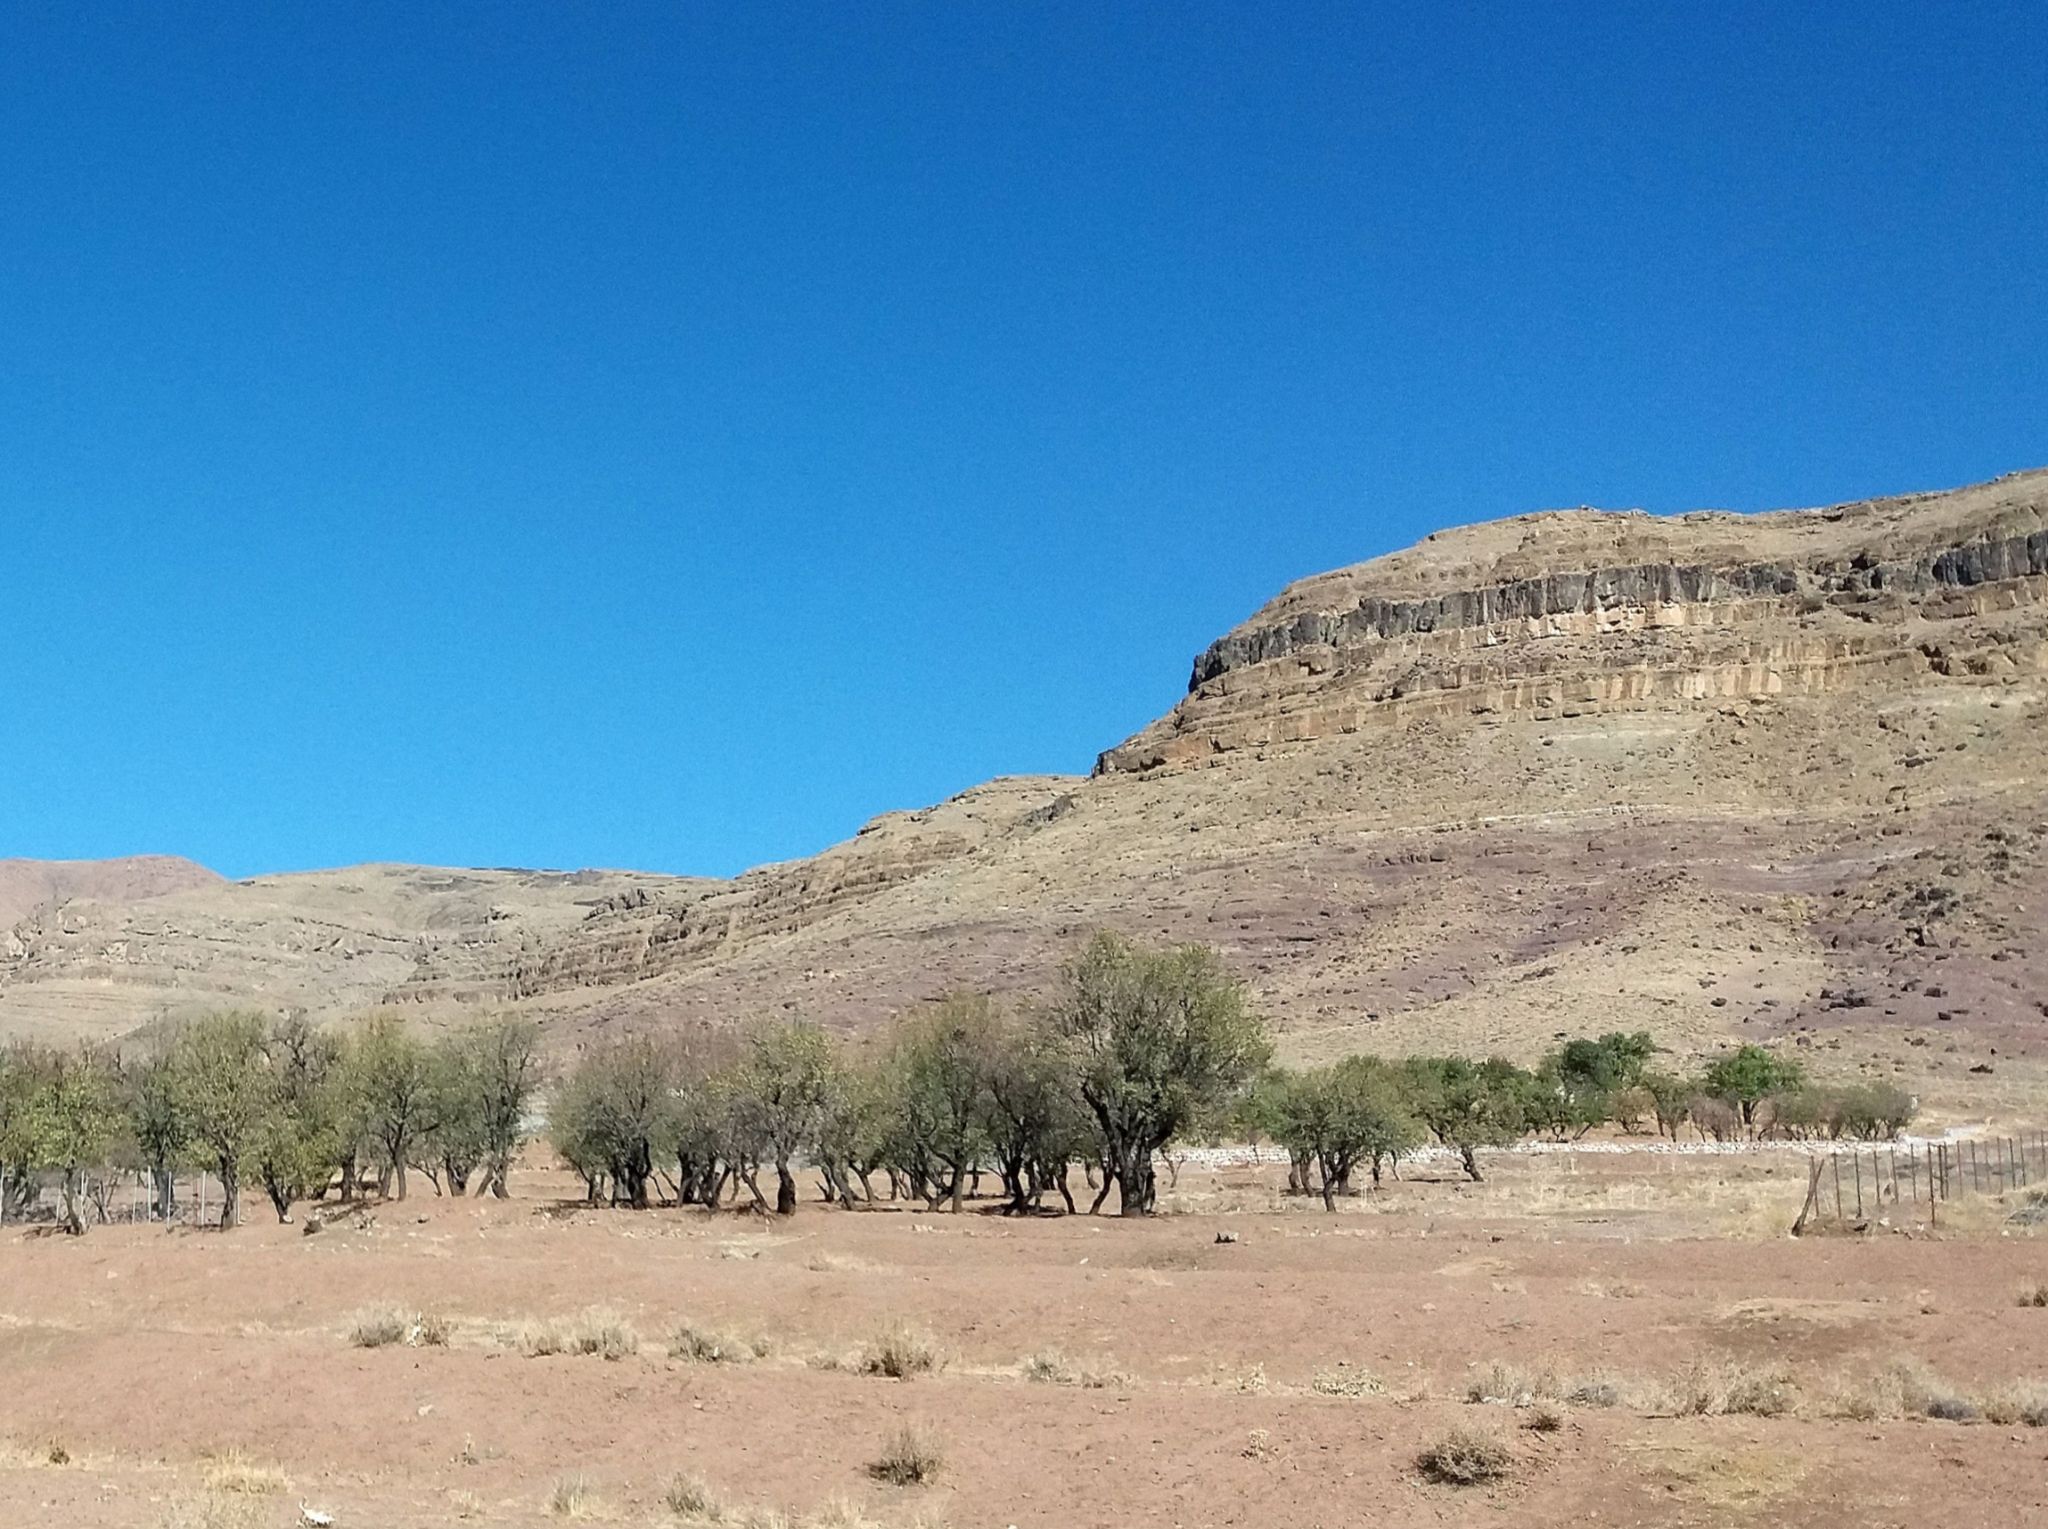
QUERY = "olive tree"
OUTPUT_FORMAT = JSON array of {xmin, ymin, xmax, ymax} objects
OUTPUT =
[
  {"xmin": 24, "ymin": 1046, "xmax": 123, "ymax": 1234},
  {"xmin": 169, "ymin": 1012, "xmax": 270, "ymax": 1227},
  {"xmin": 550, "ymin": 1033, "xmax": 679, "ymax": 1208},
  {"xmin": 732, "ymin": 1020, "xmax": 840, "ymax": 1216},
  {"xmin": 123, "ymin": 1039, "xmax": 188, "ymax": 1220},
  {"xmin": 1401, "ymin": 1055, "xmax": 1529, "ymax": 1182},
  {"xmin": 1049, "ymin": 932, "xmax": 1269, "ymax": 1217},
  {"xmin": 888, "ymin": 996, "xmax": 995, "ymax": 1211},
  {"xmin": 251, "ymin": 1016, "xmax": 343, "ymax": 1222},
  {"xmin": 1702, "ymin": 1044, "xmax": 1803, "ymax": 1131},
  {"xmin": 344, "ymin": 1013, "xmax": 434, "ymax": 1199},
  {"xmin": 1274, "ymin": 1055, "xmax": 1421, "ymax": 1209}
]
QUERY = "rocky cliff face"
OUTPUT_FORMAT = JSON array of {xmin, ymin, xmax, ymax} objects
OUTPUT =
[
  {"xmin": 1099, "ymin": 471, "xmax": 2048, "ymax": 772},
  {"xmin": 4, "ymin": 472, "xmax": 2045, "ymax": 1119}
]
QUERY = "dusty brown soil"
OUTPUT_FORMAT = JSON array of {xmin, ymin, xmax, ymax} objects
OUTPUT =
[{"xmin": 4, "ymin": 1150, "xmax": 2046, "ymax": 1529}]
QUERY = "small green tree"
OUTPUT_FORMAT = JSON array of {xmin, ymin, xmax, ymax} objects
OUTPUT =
[
  {"xmin": 888, "ymin": 996, "xmax": 995, "ymax": 1212},
  {"xmin": 344, "ymin": 1013, "xmax": 434, "ymax": 1199},
  {"xmin": 24, "ymin": 1047, "xmax": 123, "ymax": 1234},
  {"xmin": 123, "ymin": 1039, "xmax": 188, "ymax": 1220},
  {"xmin": 733, "ymin": 1020, "xmax": 840, "ymax": 1216},
  {"xmin": 978, "ymin": 1009, "xmax": 1087, "ymax": 1215},
  {"xmin": 0, "ymin": 1043, "xmax": 47, "ymax": 1220},
  {"xmin": 1702, "ymin": 1045, "xmax": 1803, "ymax": 1130},
  {"xmin": 1050, "ymin": 932, "xmax": 1270, "ymax": 1217},
  {"xmin": 1401, "ymin": 1056, "xmax": 1529, "ymax": 1182},
  {"xmin": 467, "ymin": 1017, "xmax": 542, "ymax": 1197},
  {"xmin": 1275, "ymin": 1055, "xmax": 1422, "ymax": 1209},
  {"xmin": 251, "ymin": 1016, "xmax": 343, "ymax": 1223},
  {"xmin": 169, "ymin": 1012, "xmax": 270, "ymax": 1228},
  {"xmin": 550, "ymin": 1033, "xmax": 679, "ymax": 1208}
]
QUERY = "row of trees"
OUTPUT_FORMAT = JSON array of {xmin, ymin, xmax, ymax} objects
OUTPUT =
[
  {"xmin": 1252, "ymin": 1038, "xmax": 1917, "ymax": 1209},
  {"xmin": 551, "ymin": 933, "xmax": 1269, "ymax": 1219},
  {"xmin": 0, "ymin": 1012, "xmax": 541, "ymax": 1233},
  {"xmin": 551, "ymin": 936, "xmax": 1918, "ymax": 1220},
  {"xmin": 3, "ymin": 933, "xmax": 1917, "ymax": 1232}
]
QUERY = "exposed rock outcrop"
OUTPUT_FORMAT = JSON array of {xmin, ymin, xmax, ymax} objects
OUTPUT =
[{"xmin": 1100, "ymin": 471, "xmax": 2048, "ymax": 773}]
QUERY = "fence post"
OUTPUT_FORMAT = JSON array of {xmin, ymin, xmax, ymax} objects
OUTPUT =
[{"xmin": 1853, "ymin": 1151, "xmax": 1864, "ymax": 1220}]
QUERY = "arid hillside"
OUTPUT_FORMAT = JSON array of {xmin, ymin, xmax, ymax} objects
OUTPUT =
[{"xmin": 5, "ymin": 469, "xmax": 2046, "ymax": 1115}]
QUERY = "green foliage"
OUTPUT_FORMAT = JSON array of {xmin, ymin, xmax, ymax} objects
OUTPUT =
[
  {"xmin": 169, "ymin": 1011, "xmax": 272, "ymax": 1227},
  {"xmin": 887, "ymin": 995, "xmax": 996, "ymax": 1211},
  {"xmin": 1702, "ymin": 1044, "xmax": 1804, "ymax": 1127},
  {"xmin": 734, "ymin": 1019, "xmax": 841, "ymax": 1215},
  {"xmin": 1402, "ymin": 1056, "xmax": 1530, "ymax": 1181},
  {"xmin": 1050, "ymin": 931, "xmax": 1270, "ymax": 1216},
  {"xmin": 1271, "ymin": 1055, "xmax": 1422, "ymax": 1208},
  {"xmin": 21, "ymin": 1047, "xmax": 123, "ymax": 1234},
  {"xmin": 250, "ymin": 1016, "xmax": 343, "ymax": 1222},
  {"xmin": 550, "ymin": 1033, "xmax": 680, "ymax": 1208},
  {"xmin": 342, "ymin": 1012, "xmax": 434, "ymax": 1199}
]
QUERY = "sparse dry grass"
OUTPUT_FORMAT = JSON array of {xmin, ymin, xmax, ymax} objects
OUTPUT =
[
  {"xmin": 663, "ymin": 1471, "xmax": 727, "ymax": 1521},
  {"xmin": 202, "ymin": 1449, "xmax": 289, "ymax": 1496},
  {"xmin": 1417, "ymin": 1425, "xmax": 1513, "ymax": 1486},
  {"xmin": 155, "ymin": 1494, "xmax": 262, "ymax": 1529},
  {"xmin": 550, "ymin": 1472, "xmax": 606, "ymax": 1518},
  {"xmin": 670, "ymin": 1322, "xmax": 760, "ymax": 1365},
  {"xmin": 512, "ymin": 1309, "xmax": 640, "ymax": 1360},
  {"xmin": 1019, "ymin": 1348, "xmax": 1128, "ymax": 1388},
  {"xmin": 1979, "ymin": 1380, "xmax": 2048, "ymax": 1427},
  {"xmin": 1464, "ymin": 1359, "xmax": 1562, "ymax": 1407},
  {"xmin": 1664, "ymin": 1357, "xmax": 1796, "ymax": 1418},
  {"xmin": 348, "ymin": 1303, "xmax": 453, "ymax": 1349},
  {"xmin": 347, "ymin": 1303, "xmax": 411, "ymax": 1348},
  {"xmin": 867, "ymin": 1422, "xmax": 943, "ymax": 1486},
  {"xmin": 860, "ymin": 1324, "xmax": 944, "ymax": 1379},
  {"xmin": 1311, "ymin": 1361, "xmax": 1387, "ymax": 1397}
]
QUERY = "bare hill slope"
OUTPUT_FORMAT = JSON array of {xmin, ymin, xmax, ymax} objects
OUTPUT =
[{"xmin": 5, "ymin": 470, "xmax": 2045, "ymax": 1113}]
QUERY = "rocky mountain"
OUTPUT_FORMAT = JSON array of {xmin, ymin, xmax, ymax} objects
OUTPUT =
[{"xmin": 5, "ymin": 469, "xmax": 2045, "ymax": 1115}]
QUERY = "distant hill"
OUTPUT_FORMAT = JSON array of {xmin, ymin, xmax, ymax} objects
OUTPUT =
[
  {"xmin": 0, "ymin": 855, "xmax": 223, "ymax": 929},
  {"xmin": 4, "ymin": 469, "xmax": 2045, "ymax": 1118}
]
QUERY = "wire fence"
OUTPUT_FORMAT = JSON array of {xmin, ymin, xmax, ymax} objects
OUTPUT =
[
  {"xmin": 0, "ymin": 1169, "xmax": 231, "ymax": 1231},
  {"xmin": 1792, "ymin": 1129, "xmax": 2048, "ymax": 1232}
]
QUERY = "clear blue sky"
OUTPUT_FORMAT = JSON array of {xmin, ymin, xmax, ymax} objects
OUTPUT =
[{"xmin": 3, "ymin": 5, "xmax": 2042, "ymax": 880}]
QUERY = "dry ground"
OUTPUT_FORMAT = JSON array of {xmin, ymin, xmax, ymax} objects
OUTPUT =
[{"xmin": 2, "ymin": 1151, "xmax": 2046, "ymax": 1529}]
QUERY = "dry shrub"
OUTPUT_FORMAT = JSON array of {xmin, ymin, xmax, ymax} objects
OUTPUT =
[
  {"xmin": 550, "ymin": 1473, "xmax": 604, "ymax": 1518},
  {"xmin": 516, "ymin": 1318, "xmax": 569, "ymax": 1357},
  {"xmin": 44, "ymin": 1441, "xmax": 70, "ymax": 1465},
  {"xmin": 1311, "ymin": 1362, "xmax": 1387, "ymax": 1398},
  {"xmin": 1894, "ymin": 1360, "xmax": 1978, "ymax": 1422},
  {"xmin": 509, "ymin": 1309, "xmax": 638, "ymax": 1360},
  {"xmin": 1979, "ymin": 1381, "xmax": 2048, "ymax": 1428},
  {"xmin": 1464, "ymin": 1360, "xmax": 1561, "ymax": 1407},
  {"xmin": 2017, "ymin": 1280, "xmax": 2048, "ymax": 1309},
  {"xmin": 1240, "ymin": 1427, "xmax": 1277, "ymax": 1461},
  {"xmin": 1665, "ymin": 1358, "xmax": 1795, "ymax": 1418},
  {"xmin": 1524, "ymin": 1401, "xmax": 1567, "ymax": 1433},
  {"xmin": 202, "ymin": 1449, "xmax": 289, "ymax": 1496},
  {"xmin": 663, "ymin": 1471, "xmax": 726, "ymax": 1521},
  {"xmin": 671, "ymin": 1323, "xmax": 757, "ymax": 1365},
  {"xmin": 1416, "ymin": 1426, "xmax": 1513, "ymax": 1486},
  {"xmin": 1565, "ymin": 1374, "xmax": 1624, "ymax": 1409},
  {"xmin": 350, "ymin": 1304, "xmax": 451, "ymax": 1349},
  {"xmin": 571, "ymin": 1308, "xmax": 640, "ymax": 1360},
  {"xmin": 347, "ymin": 1304, "xmax": 411, "ymax": 1348},
  {"xmin": 860, "ymin": 1324, "xmax": 944, "ymax": 1379},
  {"xmin": 867, "ymin": 1422, "xmax": 943, "ymax": 1487}
]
